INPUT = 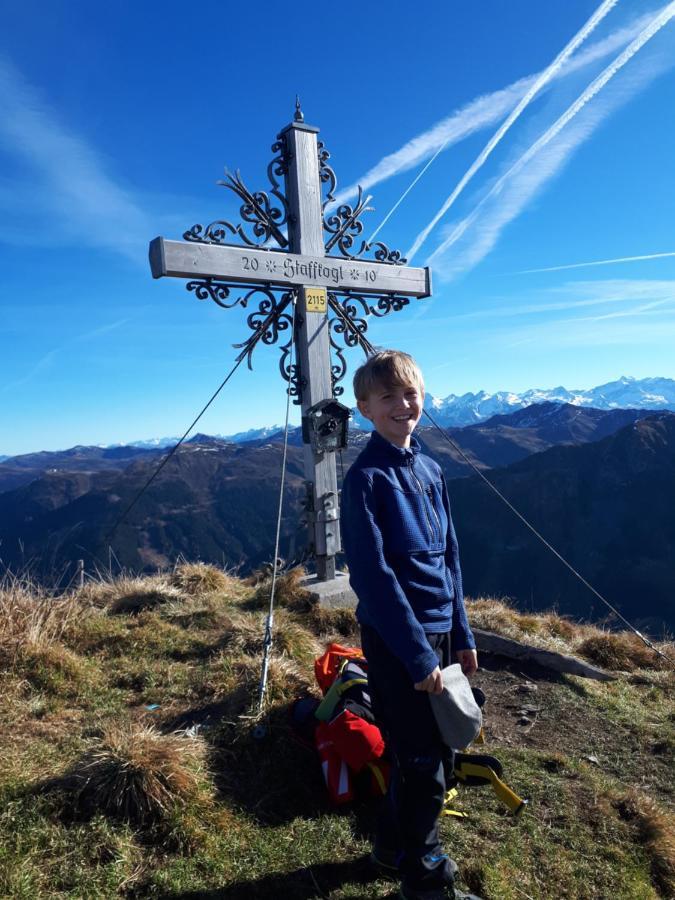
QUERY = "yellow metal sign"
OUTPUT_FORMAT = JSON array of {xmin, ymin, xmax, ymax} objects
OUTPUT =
[{"xmin": 305, "ymin": 286, "xmax": 327, "ymax": 314}]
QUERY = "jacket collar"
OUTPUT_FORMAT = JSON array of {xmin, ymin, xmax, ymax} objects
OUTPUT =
[{"xmin": 366, "ymin": 429, "xmax": 420, "ymax": 463}]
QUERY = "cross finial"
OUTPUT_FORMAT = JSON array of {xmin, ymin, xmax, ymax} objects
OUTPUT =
[{"xmin": 294, "ymin": 95, "xmax": 304, "ymax": 122}]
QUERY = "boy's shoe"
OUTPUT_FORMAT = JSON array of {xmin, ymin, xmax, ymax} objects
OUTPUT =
[{"xmin": 371, "ymin": 849, "xmax": 459, "ymax": 880}]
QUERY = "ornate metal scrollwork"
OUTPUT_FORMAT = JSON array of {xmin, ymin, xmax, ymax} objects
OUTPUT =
[
  {"xmin": 228, "ymin": 289, "xmax": 302, "ymax": 403},
  {"xmin": 278, "ymin": 343, "xmax": 304, "ymax": 405},
  {"xmin": 318, "ymin": 141, "xmax": 336, "ymax": 213},
  {"xmin": 186, "ymin": 280, "xmax": 250, "ymax": 309},
  {"xmin": 325, "ymin": 291, "xmax": 411, "ymax": 394},
  {"xmin": 323, "ymin": 185, "xmax": 373, "ymax": 256},
  {"xmin": 184, "ymin": 137, "xmax": 289, "ymax": 250},
  {"xmin": 318, "ymin": 141, "xmax": 407, "ymax": 266},
  {"xmin": 233, "ymin": 289, "xmax": 294, "ymax": 368},
  {"xmin": 365, "ymin": 293, "xmax": 410, "ymax": 317}
]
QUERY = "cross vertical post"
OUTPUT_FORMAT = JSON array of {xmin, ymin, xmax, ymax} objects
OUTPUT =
[
  {"xmin": 148, "ymin": 104, "xmax": 432, "ymax": 588},
  {"xmin": 280, "ymin": 113, "xmax": 340, "ymax": 581}
]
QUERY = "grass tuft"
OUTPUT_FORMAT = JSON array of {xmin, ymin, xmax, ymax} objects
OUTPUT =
[
  {"xmin": 271, "ymin": 611, "xmax": 324, "ymax": 667},
  {"xmin": 466, "ymin": 596, "xmax": 579, "ymax": 650},
  {"xmin": 306, "ymin": 604, "xmax": 360, "ymax": 641},
  {"xmin": 577, "ymin": 631, "xmax": 670, "ymax": 671},
  {"xmin": 77, "ymin": 576, "xmax": 186, "ymax": 616},
  {"xmin": 615, "ymin": 790, "xmax": 675, "ymax": 895},
  {"xmin": 0, "ymin": 573, "xmax": 83, "ymax": 666},
  {"xmin": 19, "ymin": 643, "xmax": 88, "ymax": 696},
  {"xmin": 63, "ymin": 723, "xmax": 210, "ymax": 826},
  {"xmin": 250, "ymin": 566, "xmax": 312, "ymax": 611},
  {"xmin": 467, "ymin": 596, "xmax": 673, "ymax": 671},
  {"xmin": 169, "ymin": 561, "xmax": 237, "ymax": 596}
]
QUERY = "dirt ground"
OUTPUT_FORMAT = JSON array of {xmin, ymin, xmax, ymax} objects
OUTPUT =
[{"xmin": 473, "ymin": 652, "xmax": 673, "ymax": 806}]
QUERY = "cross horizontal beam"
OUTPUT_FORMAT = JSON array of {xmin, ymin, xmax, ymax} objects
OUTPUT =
[{"xmin": 149, "ymin": 237, "xmax": 431, "ymax": 298}]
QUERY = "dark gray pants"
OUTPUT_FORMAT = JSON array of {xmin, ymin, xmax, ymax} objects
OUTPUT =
[{"xmin": 361, "ymin": 624, "xmax": 454, "ymax": 891}]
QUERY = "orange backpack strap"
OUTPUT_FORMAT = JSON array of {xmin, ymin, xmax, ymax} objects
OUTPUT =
[{"xmin": 314, "ymin": 643, "xmax": 366, "ymax": 695}]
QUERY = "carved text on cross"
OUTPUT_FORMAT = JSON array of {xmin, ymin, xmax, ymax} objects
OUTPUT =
[{"xmin": 149, "ymin": 239, "xmax": 431, "ymax": 297}]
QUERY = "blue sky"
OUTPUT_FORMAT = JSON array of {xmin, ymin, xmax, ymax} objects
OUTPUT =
[{"xmin": 1, "ymin": 0, "xmax": 675, "ymax": 455}]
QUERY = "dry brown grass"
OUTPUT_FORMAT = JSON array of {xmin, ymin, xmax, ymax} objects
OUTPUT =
[
  {"xmin": 76, "ymin": 576, "xmax": 186, "ymax": 615},
  {"xmin": 205, "ymin": 649, "xmax": 315, "ymax": 718},
  {"xmin": 615, "ymin": 790, "xmax": 675, "ymax": 896},
  {"xmin": 272, "ymin": 611, "xmax": 324, "ymax": 666},
  {"xmin": 264, "ymin": 655, "xmax": 315, "ymax": 703},
  {"xmin": 65, "ymin": 723, "xmax": 210, "ymax": 826},
  {"xmin": 169, "ymin": 561, "xmax": 240, "ymax": 597},
  {"xmin": 195, "ymin": 603, "xmax": 322, "ymax": 668},
  {"xmin": 466, "ymin": 596, "xmax": 672, "ymax": 671},
  {"xmin": 218, "ymin": 610, "xmax": 264, "ymax": 657},
  {"xmin": 250, "ymin": 566, "xmax": 312, "ymax": 611},
  {"xmin": 577, "ymin": 631, "xmax": 673, "ymax": 672},
  {"xmin": 305, "ymin": 604, "xmax": 360, "ymax": 642},
  {"xmin": 0, "ymin": 574, "xmax": 83, "ymax": 666},
  {"xmin": 466, "ymin": 596, "xmax": 579, "ymax": 650}
]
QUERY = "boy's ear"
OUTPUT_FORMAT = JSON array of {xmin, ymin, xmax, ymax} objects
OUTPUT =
[{"xmin": 357, "ymin": 398, "xmax": 372, "ymax": 421}]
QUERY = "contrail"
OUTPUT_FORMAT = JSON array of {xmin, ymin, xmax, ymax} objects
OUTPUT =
[
  {"xmin": 427, "ymin": 2, "xmax": 675, "ymax": 268},
  {"xmin": 330, "ymin": 10, "xmax": 658, "ymax": 211},
  {"xmin": 513, "ymin": 252, "xmax": 675, "ymax": 274},
  {"xmin": 405, "ymin": 0, "xmax": 619, "ymax": 261}
]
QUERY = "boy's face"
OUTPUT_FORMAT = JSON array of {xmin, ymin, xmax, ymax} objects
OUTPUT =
[{"xmin": 357, "ymin": 380, "xmax": 424, "ymax": 448}]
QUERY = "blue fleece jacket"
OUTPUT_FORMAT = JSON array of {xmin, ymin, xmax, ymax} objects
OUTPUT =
[{"xmin": 341, "ymin": 430, "xmax": 475, "ymax": 684}]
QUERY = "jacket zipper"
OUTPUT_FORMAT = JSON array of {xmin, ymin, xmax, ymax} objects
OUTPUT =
[
  {"xmin": 410, "ymin": 460, "xmax": 435, "ymax": 541},
  {"xmin": 427, "ymin": 486, "xmax": 442, "ymax": 544}
]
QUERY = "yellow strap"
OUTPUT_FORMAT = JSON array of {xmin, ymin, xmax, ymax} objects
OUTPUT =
[
  {"xmin": 443, "ymin": 787, "xmax": 468, "ymax": 817},
  {"xmin": 339, "ymin": 677, "xmax": 368, "ymax": 692},
  {"xmin": 459, "ymin": 762, "xmax": 527, "ymax": 816},
  {"xmin": 315, "ymin": 676, "xmax": 368, "ymax": 721}
]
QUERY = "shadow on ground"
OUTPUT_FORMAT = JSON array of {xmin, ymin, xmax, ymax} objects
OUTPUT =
[
  {"xmin": 165, "ymin": 701, "xmax": 380, "ymax": 832},
  {"xmin": 157, "ymin": 855, "xmax": 393, "ymax": 899}
]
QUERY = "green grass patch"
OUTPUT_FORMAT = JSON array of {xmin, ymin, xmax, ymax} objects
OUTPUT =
[{"xmin": 0, "ymin": 574, "xmax": 671, "ymax": 899}]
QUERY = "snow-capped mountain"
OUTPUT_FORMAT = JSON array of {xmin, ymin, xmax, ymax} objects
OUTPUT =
[
  {"xmin": 107, "ymin": 426, "xmax": 286, "ymax": 451},
  {"xmin": 351, "ymin": 376, "xmax": 675, "ymax": 429}
]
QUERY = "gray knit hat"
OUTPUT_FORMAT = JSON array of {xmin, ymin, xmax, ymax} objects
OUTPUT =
[{"xmin": 429, "ymin": 663, "xmax": 483, "ymax": 750}]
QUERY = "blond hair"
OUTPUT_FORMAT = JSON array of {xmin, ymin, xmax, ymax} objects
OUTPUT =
[{"xmin": 353, "ymin": 350, "xmax": 425, "ymax": 401}]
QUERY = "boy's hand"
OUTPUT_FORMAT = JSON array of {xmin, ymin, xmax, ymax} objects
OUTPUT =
[
  {"xmin": 456, "ymin": 649, "xmax": 478, "ymax": 677},
  {"xmin": 414, "ymin": 666, "xmax": 443, "ymax": 694}
]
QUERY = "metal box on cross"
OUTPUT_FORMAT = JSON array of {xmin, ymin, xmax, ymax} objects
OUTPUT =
[{"xmin": 148, "ymin": 100, "xmax": 432, "ymax": 582}]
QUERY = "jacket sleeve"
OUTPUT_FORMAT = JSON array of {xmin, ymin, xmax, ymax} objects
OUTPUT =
[
  {"xmin": 341, "ymin": 468, "xmax": 439, "ymax": 683},
  {"xmin": 440, "ymin": 474, "xmax": 476, "ymax": 652}
]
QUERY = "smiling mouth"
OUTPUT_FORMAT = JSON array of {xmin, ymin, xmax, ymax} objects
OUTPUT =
[{"xmin": 392, "ymin": 415, "xmax": 414, "ymax": 422}]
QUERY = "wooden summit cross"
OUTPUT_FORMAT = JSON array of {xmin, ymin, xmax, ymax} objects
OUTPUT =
[{"xmin": 149, "ymin": 100, "xmax": 431, "ymax": 584}]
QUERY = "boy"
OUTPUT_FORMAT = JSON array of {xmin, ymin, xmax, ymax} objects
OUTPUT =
[{"xmin": 341, "ymin": 350, "xmax": 479, "ymax": 900}]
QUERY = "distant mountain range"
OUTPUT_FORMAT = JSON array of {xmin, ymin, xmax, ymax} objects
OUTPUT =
[
  {"xmin": 1, "ymin": 401, "xmax": 674, "ymax": 631},
  {"xmin": 352, "ymin": 376, "xmax": 675, "ymax": 429},
  {"xmin": 450, "ymin": 412, "xmax": 675, "ymax": 631},
  {"xmin": 3, "ymin": 377, "xmax": 673, "ymax": 461},
  {"xmin": 106, "ymin": 426, "xmax": 285, "ymax": 451}
]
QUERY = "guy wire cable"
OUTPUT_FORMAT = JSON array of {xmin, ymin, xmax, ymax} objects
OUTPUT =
[
  {"xmin": 326, "ymin": 296, "xmax": 672, "ymax": 665},
  {"xmin": 104, "ymin": 294, "xmax": 292, "ymax": 544},
  {"xmin": 255, "ymin": 291, "xmax": 298, "ymax": 727}
]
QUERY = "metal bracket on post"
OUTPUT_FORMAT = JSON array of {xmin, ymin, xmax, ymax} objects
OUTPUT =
[
  {"xmin": 302, "ymin": 482, "xmax": 316, "ymax": 556},
  {"xmin": 315, "ymin": 490, "xmax": 338, "ymax": 580}
]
